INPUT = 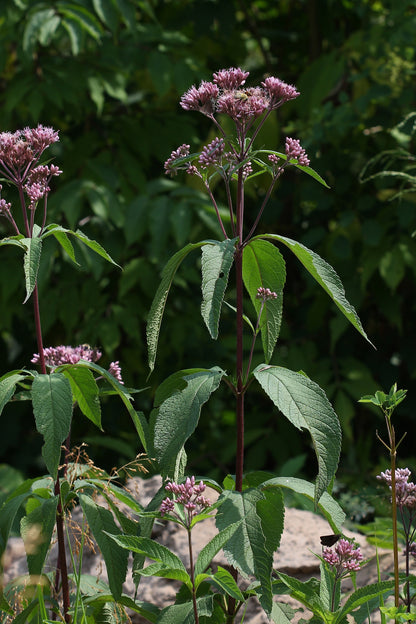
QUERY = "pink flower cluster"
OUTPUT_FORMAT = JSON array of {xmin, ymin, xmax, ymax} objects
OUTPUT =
[
  {"xmin": 24, "ymin": 164, "xmax": 62, "ymax": 209},
  {"xmin": 378, "ymin": 468, "xmax": 416, "ymax": 508},
  {"xmin": 160, "ymin": 476, "xmax": 210, "ymax": 526},
  {"xmin": 256, "ymin": 287, "xmax": 278, "ymax": 301},
  {"xmin": 285, "ymin": 137, "xmax": 310, "ymax": 166},
  {"xmin": 31, "ymin": 344, "xmax": 124, "ymax": 384},
  {"xmin": 322, "ymin": 538, "xmax": 363, "ymax": 577},
  {"xmin": 198, "ymin": 137, "xmax": 225, "ymax": 169},
  {"xmin": 0, "ymin": 125, "xmax": 59, "ymax": 180}
]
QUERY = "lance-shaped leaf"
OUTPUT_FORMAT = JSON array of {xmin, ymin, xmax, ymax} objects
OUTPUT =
[
  {"xmin": 201, "ymin": 238, "xmax": 237, "ymax": 339},
  {"xmin": 147, "ymin": 240, "xmax": 215, "ymax": 373},
  {"xmin": 150, "ymin": 367, "xmax": 225, "ymax": 477},
  {"xmin": 335, "ymin": 581, "xmax": 394, "ymax": 624},
  {"xmin": 242, "ymin": 239, "xmax": 286, "ymax": 362},
  {"xmin": 60, "ymin": 364, "xmax": 101, "ymax": 429},
  {"xmin": 20, "ymin": 495, "xmax": 59, "ymax": 575},
  {"xmin": 79, "ymin": 494, "xmax": 128, "ymax": 600},
  {"xmin": 253, "ymin": 365, "xmax": 341, "ymax": 502},
  {"xmin": 215, "ymin": 488, "xmax": 277, "ymax": 616},
  {"xmin": 32, "ymin": 373, "xmax": 73, "ymax": 479},
  {"xmin": 42, "ymin": 223, "xmax": 78, "ymax": 264},
  {"xmin": 194, "ymin": 520, "xmax": 243, "ymax": 577},
  {"xmin": 0, "ymin": 371, "xmax": 28, "ymax": 417},
  {"xmin": 21, "ymin": 236, "xmax": 42, "ymax": 303},
  {"xmin": 254, "ymin": 234, "xmax": 373, "ymax": 346},
  {"xmin": 157, "ymin": 595, "xmax": 217, "ymax": 624},
  {"xmin": 72, "ymin": 228, "xmax": 120, "ymax": 267}
]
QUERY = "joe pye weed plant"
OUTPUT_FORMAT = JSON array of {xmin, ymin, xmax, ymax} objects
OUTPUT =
[{"xmin": 0, "ymin": 69, "xmax": 395, "ymax": 623}]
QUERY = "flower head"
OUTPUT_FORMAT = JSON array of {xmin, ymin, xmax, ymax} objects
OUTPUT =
[
  {"xmin": 322, "ymin": 538, "xmax": 363, "ymax": 578},
  {"xmin": 261, "ymin": 76, "xmax": 300, "ymax": 107},
  {"xmin": 377, "ymin": 468, "xmax": 416, "ymax": 508},
  {"xmin": 160, "ymin": 476, "xmax": 211, "ymax": 526},
  {"xmin": 256, "ymin": 286, "xmax": 278, "ymax": 301},
  {"xmin": 32, "ymin": 345, "xmax": 124, "ymax": 384},
  {"xmin": 213, "ymin": 67, "xmax": 249, "ymax": 90},
  {"xmin": 285, "ymin": 137, "xmax": 310, "ymax": 167},
  {"xmin": 198, "ymin": 137, "xmax": 225, "ymax": 169},
  {"xmin": 0, "ymin": 125, "xmax": 59, "ymax": 180},
  {"xmin": 164, "ymin": 144, "xmax": 191, "ymax": 176},
  {"xmin": 180, "ymin": 81, "xmax": 219, "ymax": 116}
]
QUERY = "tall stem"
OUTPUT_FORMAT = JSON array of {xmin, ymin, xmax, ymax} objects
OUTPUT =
[
  {"xmin": 187, "ymin": 528, "xmax": 199, "ymax": 624},
  {"xmin": 389, "ymin": 434, "xmax": 400, "ymax": 608},
  {"xmin": 235, "ymin": 169, "xmax": 245, "ymax": 493}
]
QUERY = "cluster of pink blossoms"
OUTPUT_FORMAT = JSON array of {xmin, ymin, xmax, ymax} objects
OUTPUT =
[
  {"xmin": 256, "ymin": 287, "xmax": 278, "ymax": 301},
  {"xmin": 160, "ymin": 476, "xmax": 211, "ymax": 526},
  {"xmin": 377, "ymin": 468, "xmax": 416, "ymax": 508},
  {"xmin": 165, "ymin": 67, "xmax": 309, "ymax": 178},
  {"xmin": 322, "ymin": 538, "xmax": 363, "ymax": 578},
  {"xmin": 31, "ymin": 344, "xmax": 123, "ymax": 384}
]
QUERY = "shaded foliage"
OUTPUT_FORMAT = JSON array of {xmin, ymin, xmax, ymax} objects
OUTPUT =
[{"xmin": 0, "ymin": 0, "xmax": 415, "ymax": 486}]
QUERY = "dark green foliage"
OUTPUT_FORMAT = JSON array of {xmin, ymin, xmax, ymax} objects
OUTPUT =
[{"xmin": 0, "ymin": 0, "xmax": 414, "ymax": 484}]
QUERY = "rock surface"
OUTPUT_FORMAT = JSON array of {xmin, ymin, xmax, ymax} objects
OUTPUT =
[{"xmin": 3, "ymin": 476, "xmax": 394, "ymax": 622}]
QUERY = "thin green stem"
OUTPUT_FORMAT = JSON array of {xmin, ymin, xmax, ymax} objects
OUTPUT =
[{"xmin": 387, "ymin": 416, "xmax": 400, "ymax": 609}]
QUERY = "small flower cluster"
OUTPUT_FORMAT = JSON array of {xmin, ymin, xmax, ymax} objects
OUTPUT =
[
  {"xmin": 377, "ymin": 467, "xmax": 416, "ymax": 508},
  {"xmin": 24, "ymin": 164, "xmax": 62, "ymax": 209},
  {"xmin": 285, "ymin": 137, "xmax": 310, "ymax": 167},
  {"xmin": 160, "ymin": 476, "xmax": 210, "ymax": 526},
  {"xmin": 31, "ymin": 344, "xmax": 124, "ymax": 384},
  {"xmin": 256, "ymin": 287, "xmax": 278, "ymax": 301},
  {"xmin": 0, "ymin": 125, "xmax": 59, "ymax": 181},
  {"xmin": 198, "ymin": 137, "xmax": 225, "ymax": 169},
  {"xmin": 322, "ymin": 538, "xmax": 363, "ymax": 578}
]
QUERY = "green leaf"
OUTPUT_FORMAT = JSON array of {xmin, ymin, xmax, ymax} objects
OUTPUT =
[
  {"xmin": 79, "ymin": 493, "xmax": 128, "ymax": 600},
  {"xmin": 57, "ymin": 2, "xmax": 103, "ymax": 40},
  {"xmin": 42, "ymin": 224, "xmax": 79, "ymax": 264},
  {"xmin": 256, "ymin": 234, "xmax": 373, "ymax": 347},
  {"xmin": 255, "ymin": 150, "xmax": 330, "ymax": 187},
  {"xmin": 104, "ymin": 533, "xmax": 187, "ymax": 575},
  {"xmin": 21, "ymin": 236, "xmax": 42, "ymax": 303},
  {"xmin": 253, "ymin": 365, "xmax": 341, "ymax": 502},
  {"xmin": 215, "ymin": 488, "xmax": 274, "ymax": 615},
  {"xmin": 209, "ymin": 565, "xmax": 245, "ymax": 601},
  {"xmin": 157, "ymin": 595, "xmax": 216, "ymax": 624},
  {"xmin": 194, "ymin": 520, "xmax": 243, "ymax": 577},
  {"xmin": 150, "ymin": 367, "xmax": 225, "ymax": 477},
  {"xmin": 200, "ymin": 238, "xmax": 236, "ymax": 339},
  {"xmin": 0, "ymin": 372, "xmax": 27, "ymax": 416},
  {"xmin": 60, "ymin": 364, "xmax": 101, "ymax": 429},
  {"xmin": 277, "ymin": 571, "xmax": 327, "ymax": 619},
  {"xmin": 146, "ymin": 240, "xmax": 213, "ymax": 373},
  {"xmin": 242, "ymin": 239, "xmax": 286, "ymax": 362},
  {"xmin": 72, "ymin": 228, "xmax": 120, "ymax": 267},
  {"xmin": 335, "ymin": 580, "xmax": 394, "ymax": 624},
  {"xmin": 20, "ymin": 495, "xmax": 58, "ymax": 575},
  {"xmin": 261, "ymin": 476, "xmax": 345, "ymax": 532},
  {"xmin": 31, "ymin": 373, "xmax": 73, "ymax": 479}
]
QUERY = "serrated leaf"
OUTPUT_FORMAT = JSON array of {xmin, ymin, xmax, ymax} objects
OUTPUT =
[
  {"xmin": 242, "ymin": 239, "xmax": 286, "ymax": 362},
  {"xmin": 150, "ymin": 367, "xmax": 225, "ymax": 477},
  {"xmin": 215, "ymin": 488, "xmax": 274, "ymax": 615},
  {"xmin": 43, "ymin": 225, "xmax": 78, "ymax": 264},
  {"xmin": 22, "ymin": 236, "xmax": 42, "ymax": 303},
  {"xmin": 201, "ymin": 238, "xmax": 236, "ymax": 339},
  {"xmin": 256, "ymin": 234, "xmax": 373, "ymax": 347},
  {"xmin": 194, "ymin": 520, "xmax": 242, "ymax": 577},
  {"xmin": 0, "ymin": 372, "xmax": 27, "ymax": 416},
  {"xmin": 20, "ymin": 495, "xmax": 58, "ymax": 575},
  {"xmin": 105, "ymin": 534, "xmax": 187, "ymax": 574},
  {"xmin": 79, "ymin": 494, "xmax": 128, "ymax": 600},
  {"xmin": 72, "ymin": 228, "xmax": 120, "ymax": 267},
  {"xmin": 209, "ymin": 566, "xmax": 245, "ymax": 601},
  {"xmin": 253, "ymin": 365, "xmax": 341, "ymax": 502},
  {"xmin": 335, "ymin": 580, "xmax": 394, "ymax": 624},
  {"xmin": 157, "ymin": 595, "xmax": 216, "ymax": 624},
  {"xmin": 31, "ymin": 373, "xmax": 73, "ymax": 479},
  {"xmin": 261, "ymin": 476, "xmax": 345, "ymax": 532},
  {"xmin": 60, "ymin": 365, "xmax": 101, "ymax": 429},
  {"xmin": 277, "ymin": 571, "xmax": 327, "ymax": 618},
  {"xmin": 146, "ymin": 241, "xmax": 210, "ymax": 373}
]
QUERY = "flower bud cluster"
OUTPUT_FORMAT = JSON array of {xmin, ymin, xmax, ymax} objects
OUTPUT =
[
  {"xmin": 31, "ymin": 344, "xmax": 124, "ymax": 384},
  {"xmin": 285, "ymin": 137, "xmax": 310, "ymax": 166},
  {"xmin": 160, "ymin": 476, "xmax": 210, "ymax": 526},
  {"xmin": 0, "ymin": 125, "xmax": 59, "ymax": 176},
  {"xmin": 198, "ymin": 138, "xmax": 225, "ymax": 169},
  {"xmin": 377, "ymin": 467, "xmax": 416, "ymax": 508},
  {"xmin": 322, "ymin": 538, "xmax": 363, "ymax": 577},
  {"xmin": 256, "ymin": 287, "xmax": 278, "ymax": 301}
]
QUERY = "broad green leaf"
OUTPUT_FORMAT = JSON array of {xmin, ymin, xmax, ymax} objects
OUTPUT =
[
  {"xmin": 69, "ymin": 360, "xmax": 147, "ymax": 451},
  {"xmin": 157, "ymin": 595, "xmax": 216, "ymax": 624},
  {"xmin": 81, "ymin": 591, "xmax": 160, "ymax": 623},
  {"xmin": 20, "ymin": 495, "xmax": 58, "ymax": 575},
  {"xmin": 60, "ymin": 365, "xmax": 101, "ymax": 429},
  {"xmin": 242, "ymin": 239, "xmax": 286, "ymax": 362},
  {"xmin": 253, "ymin": 365, "xmax": 341, "ymax": 502},
  {"xmin": 194, "ymin": 520, "xmax": 243, "ymax": 577},
  {"xmin": 150, "ymin": 367, "xmax": 225, "ymax": 477},
  {"xmin": 255, "ymin": 234, "xmax": 373, "ymax": 346},
  {"xmin": 31, "ymin": 373, "xmax": 73, "ymax": 479},
  {"xmin": 215, "ymin": 488, "xmax": 274, "ymax": 615},
  {"xmin": 256, "ymin": 486, "xmax": 285, "ymax": 556},
  {"xmin": 79, "ymin": 493, "xmax": 128, "ymax": 600},
  {"xmin": 58, "ymin": 3, "xmax": 103, "ymax": 40},
  {"xmin": 269, "ymin": 601, "xmax": 294, "ymax": 624},
  {"xmin": 61, "ymin": 15, "xmax": 83, "ymax": 55},
  {"xmin": 22, "ymin": 236, "xmax": 42, "ymax": 303},
  {"xmin": 209, "ymin": 566, "xmax": 245, "ymax": 601},
  {"xmin": 335, "ymin": 581, "xmax": 394, "ymax": 624},
  {"xmin": 72, "ymin": 228, "xmax": 120, "ymax": 266},
  {"xmin": 201, "ymin": 238, "xmax": 237, "ymax": 339},
  {"xmin": 43, "ymin": 224, "xmax": 78, "ymax": 264},
  {"xmin": 0, "ymin": 372, "xmax": 27, "ymax": 417},
  {"xmin": 0, "ymin": 489, "xmax": 34, "ymax": 556},
  {"xmin": 261, "ymin": 477, "xmax": 345, "ymax": 532},
  {"xmin": 146, "ymin": 240, "xmax": 213, "ymax": 373},
  {"xmin": 105, "ymin": 534, "xmax": 187, "ymax": 574},
  {"xmin": 277, "ymin": 571, "xmax": 327, "ymax": 619}
]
